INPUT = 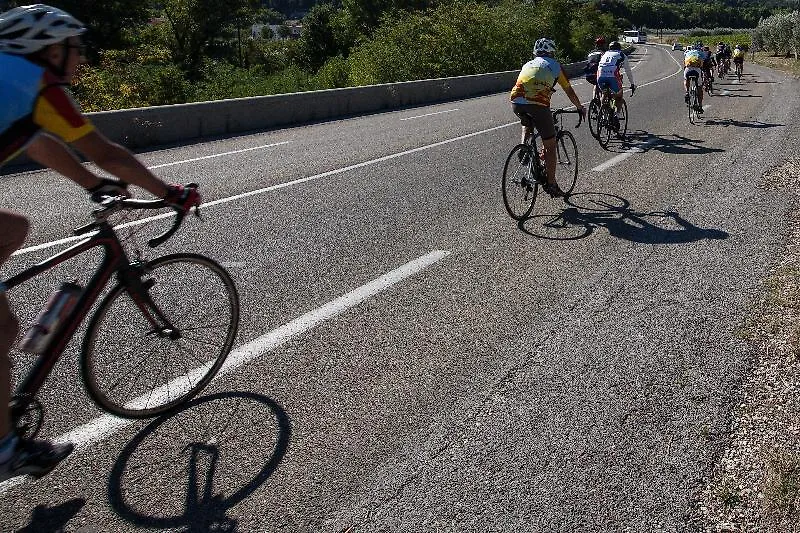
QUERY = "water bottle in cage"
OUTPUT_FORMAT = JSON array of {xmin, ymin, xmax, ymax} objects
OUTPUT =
[{"xmin": 18, "ymin": 281, "xmax": 82, "ymax": 354}]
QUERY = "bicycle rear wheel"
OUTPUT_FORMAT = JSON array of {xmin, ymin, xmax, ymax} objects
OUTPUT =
[
  {"xmin": 688, "ymin": 80, "xmax": 699, "ymax": 124},
  {"xmin": 598, "ymin": 106, "xmax": 613, "ymax": 149},
  {"xmin": 502, "ymin": 144, "xmax": 539, "ymax": 220},
  {"xmin": 554, "ymin": 131, "xmax": 578, "ymax": 196},
  {"xmin": 82, "ymin": 253, "xmax": 240, "ymax": 418}
]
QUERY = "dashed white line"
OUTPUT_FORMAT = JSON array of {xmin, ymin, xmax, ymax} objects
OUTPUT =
[
  {"xmin": 0, "ymin": 249, "xmax": 451, "ymax": 494},
  {"xmin": 148, "ymin": 141, "xmax": 291, "ymax": 169},
  {"xmin": 400, "ymin": 109, "xmax": 459, "ymax": 121},
  {"xmin": 12, "ymin": 124, "xmax": 516, "ymax": 257},
  {"xmin": 592, "ymin": 138, "xmax": 658, "ymax": 172}
]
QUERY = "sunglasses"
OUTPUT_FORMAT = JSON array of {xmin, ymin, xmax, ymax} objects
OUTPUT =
[{"xmin": 65, "ymin": 43, "xmax": 87, "ymax": 56}]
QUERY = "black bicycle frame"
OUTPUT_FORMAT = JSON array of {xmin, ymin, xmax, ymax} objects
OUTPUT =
[{"xmin": 4, "ymin": 223, "xmax": 127, "ymax": 399}]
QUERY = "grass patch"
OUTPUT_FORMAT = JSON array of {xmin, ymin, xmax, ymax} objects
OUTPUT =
[
  {"xmin": 716, "ymin": 476, "xmax": 741, "ymax": 510},
  {"xmin": 763, "ymin": 450, "xmax": 800, "ymax": 519},
  {"xmin": 676, "ymin": 33, "xmax": 752, "ymax": 47}
]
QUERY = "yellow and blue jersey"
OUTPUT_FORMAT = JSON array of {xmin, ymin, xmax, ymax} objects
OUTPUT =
[{"xmin": 510, "ymin": 56, "xmax": 571, "ymax": 107}]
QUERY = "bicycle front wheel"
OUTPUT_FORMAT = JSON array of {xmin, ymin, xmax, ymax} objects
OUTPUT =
[
  {"xmin": 502, "ymin": 144, "xmax": 539, "ymax": 220},
  {"xmin": 554, "ymin": 131, "xmax": 578, "ymax": 196},
  {"xmin": 587, "ymin": 99, "xmax": 601, "ymax": 139},
  {"xmin": 82, "ymin": 253, "xmax": 240, "ymax": 418},
  {"xmin": 617, "ymin": 101, "xmax": 628, "ymax": 141}
]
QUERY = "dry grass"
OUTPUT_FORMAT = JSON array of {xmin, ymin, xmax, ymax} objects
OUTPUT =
[
  {"xmin": 763, "ymin": 450, "xmax": 800, "ymax": 520},
  {"xmin": 751, "ymin": 52, "xmax": 800, "ymax": 77},
  {"xmin": 690, "ymin": 158, "xmax": 800, "ymax": 532}
]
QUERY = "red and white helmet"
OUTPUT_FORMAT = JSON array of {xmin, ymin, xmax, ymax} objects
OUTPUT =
[{"xmin": 0, "ymin": 4, "xmax": 86, "ymax": 55}]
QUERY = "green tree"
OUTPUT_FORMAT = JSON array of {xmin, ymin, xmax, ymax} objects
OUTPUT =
[
  {"xmin": 296, "ymin": 3, "xmax": 343, "ymax": 70},
  {"xmin": 161, "ymin": 0, "xmax": 261, "ymax": 74}
]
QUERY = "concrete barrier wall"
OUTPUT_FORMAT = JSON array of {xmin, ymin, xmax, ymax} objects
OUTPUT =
[
  {"xmin": 89, "ymin": 60, "xmax": 589, "ymax": 149},
  {"xmin": 5, "ymin": 57, "xmax": 602, "ymax": 170}
]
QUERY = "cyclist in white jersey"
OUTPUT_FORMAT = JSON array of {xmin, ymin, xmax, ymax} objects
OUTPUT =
[{"xmin": 595, "ymin": 41, "xmax": 636, "ymax": 126}]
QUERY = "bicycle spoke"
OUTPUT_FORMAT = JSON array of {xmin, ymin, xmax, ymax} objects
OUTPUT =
[{"xmin": 179, "ymin": 334, "xmax": 225, "ymax": 349}]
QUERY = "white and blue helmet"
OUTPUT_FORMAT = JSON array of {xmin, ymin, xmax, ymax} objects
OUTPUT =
[
  {"xmin": 534, "ymin": 38, "xmax": 556, "ymax": 56},
  {"xmin": 0, "ymin": 4, "xmax": 86, "ymax": 55}
]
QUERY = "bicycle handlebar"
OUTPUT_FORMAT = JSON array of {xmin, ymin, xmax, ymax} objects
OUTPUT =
[
  {"xmin": 73, "ymin": 185, "xmax": 200, "ymax": 248},
  {"xmin": 553, "ymin": 108, "xmax": 583, "ymax": 129}
]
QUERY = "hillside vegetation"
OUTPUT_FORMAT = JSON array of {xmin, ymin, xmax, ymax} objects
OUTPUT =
[{"xmin": 0, "ymin": 0, "xmax": 793, "ymax": 110}]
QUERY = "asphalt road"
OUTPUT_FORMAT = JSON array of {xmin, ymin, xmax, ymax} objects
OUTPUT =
[{"xmin": 1, "ymin": 45, "xmax": 799, "ymax": 532}]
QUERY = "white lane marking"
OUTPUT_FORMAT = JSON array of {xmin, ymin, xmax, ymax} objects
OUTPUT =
[
  {"xmin": 400, "ymin": 109, "xmax": 459, "ymax": 121},
  {"xmin": 13, "ymin": 124, "xmax": 516, "ymax": 257},
  {"xmin": 592, "ymin": 138, "xmax": 658, "ymax": 172},
  {"xmin": 0, "ymin": 250, "xmax": 451, "ymax": 495},
  {"xmin": 14, "ymin": 47, "xmax": 676, "ymax": 258},
  {"xmin": 148, "ymin": 141, "xmax": 291, "ymax": 169}
]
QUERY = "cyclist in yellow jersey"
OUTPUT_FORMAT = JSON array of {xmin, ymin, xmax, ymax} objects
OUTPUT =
[
  {"xmin": 732, "ymin": 44, "xmax": 745, "ymax": 75},
  {"xmin": 0, "ymin": 4, "xmax": 202, "ymax": 483},
  {"xmin": 510, "ymin": 38, "xmax": 585, "ymax": 198},
  {"xmin": 683, "ymin": 45, "xmax": 705, "ymax": 112}
]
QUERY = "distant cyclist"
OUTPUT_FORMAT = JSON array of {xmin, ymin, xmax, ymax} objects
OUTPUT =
[
  {"xmin": 510, "ymin": 38, "xmax": 586, "ymax": 198},
  {"xmin": 595, "ymin": 41, "xmax": 636, "ymax": 130},
  {"xmin": 701, "ymin": 46, "xmax": 716, "ymax": 91},
  {"xmin": 683, "ymin": 45, "xmax": 705, "ymax": 113},
  {"xmin": 0, "ymin": 4, "xmax": 201, "ymax": 483},
  {"xmin": 584, "ymin": 37, "xmax": 608, "ymax": 101},
  {"xmin": 732, "ymin": 44, "xmax": 745, "ymax": 76},
  {"xmin": 714, "ymin": 42, "xmax": 726, "ymax": 74}
]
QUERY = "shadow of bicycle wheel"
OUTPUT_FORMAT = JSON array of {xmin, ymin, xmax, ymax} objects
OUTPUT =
[{"xmin": 108, "ymin": 391, "xmax": 291, "ymax": 531}]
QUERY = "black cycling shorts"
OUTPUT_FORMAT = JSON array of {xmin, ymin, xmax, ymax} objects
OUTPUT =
[{"xmin": 511, "ymin": 103, "xmax": 556, "ymax": 141}]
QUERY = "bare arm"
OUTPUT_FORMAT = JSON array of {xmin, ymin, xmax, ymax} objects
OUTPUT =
[
  {"xmin": 622, "ymin": 55, "xmax": 635, "ymax": 86},
  {"xmin": 564, "ymin": 85, "xmax": 585, "ymax": 113},
  {"xmin": 25, "ymin": 134, "xmax": 103, "ymax": 189},
  {"xmin": 71, "ymin": 130, "xmax": 168, "ymax": 198}
]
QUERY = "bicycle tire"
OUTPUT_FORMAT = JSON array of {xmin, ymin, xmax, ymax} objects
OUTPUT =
[
  {"xmin": 688, "ymin": 79, "xmax": 699, "ymax": 124},
  {"xmin": 598, "ymin": 106, "xmax": 613, "ymax": 149},
  {"xmin": 587, "ymin": 99, "xmax": 601, "ymax": 139},
  {"xmin": 554, "ymin": 131, "xmax": 579, "ymax": 196},
  {"xmin": 617, "ymin": 100, "xmax": 628, "ymax": 141},
  {"xmin": 82, "ymin": 253, "xmax": 240, "ymax": 418},
  {"xmin": 502, "ymin": 144, "xmax": 538, "ymax": 220}
]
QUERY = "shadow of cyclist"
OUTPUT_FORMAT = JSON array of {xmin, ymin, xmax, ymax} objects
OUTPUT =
[
  {"xmin": 107, "ymin": 391, "xmax": 291, "ymax": 532},
  {"xmin": 704, "ymin": 119, "xmax": 782, "ymax": 128},
  {"xmin": 15, "ymin": 498, "xmax": 86, "ymax": 533},
  {"xmin": 622, "ymin": 132, "xmax": 726, "ymax": 156},
  {"xmin": 519, "ymin": 192, "xmax": 728, "ymax": 244}
]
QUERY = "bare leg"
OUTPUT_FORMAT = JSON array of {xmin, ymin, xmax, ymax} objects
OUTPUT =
[
  {"xmin": 542, "ymin": 136, "xmax": 558, "ymax": 190},
  {"xmin": 0, "ymin": 211, "xmax": 29, "ymax": 437}
]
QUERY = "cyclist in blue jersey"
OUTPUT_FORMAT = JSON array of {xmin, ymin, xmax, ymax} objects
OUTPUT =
[{"xmin": 0, "ymin": 4, "xmax": 201, "ymax": 483}]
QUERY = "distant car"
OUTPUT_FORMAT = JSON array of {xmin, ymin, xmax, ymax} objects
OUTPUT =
[{"xmin": 672, "ymin": 42, "xmax": 683, "ymax": 51}]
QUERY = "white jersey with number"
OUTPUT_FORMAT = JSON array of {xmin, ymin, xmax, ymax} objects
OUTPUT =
[{"xmin": 596, "ymin": 50, "xmax": 634, "ymax": 84}]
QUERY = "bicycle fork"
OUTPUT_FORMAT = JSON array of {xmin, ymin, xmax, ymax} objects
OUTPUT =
[{"xmin": 119, "ymin": 263, "xmax": 181, "ymax": 341}]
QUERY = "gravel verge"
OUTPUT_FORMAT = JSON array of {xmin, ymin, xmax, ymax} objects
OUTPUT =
[{"xmin": 689, "ymin": 156, "xmax": 800, "ymax": 532}]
